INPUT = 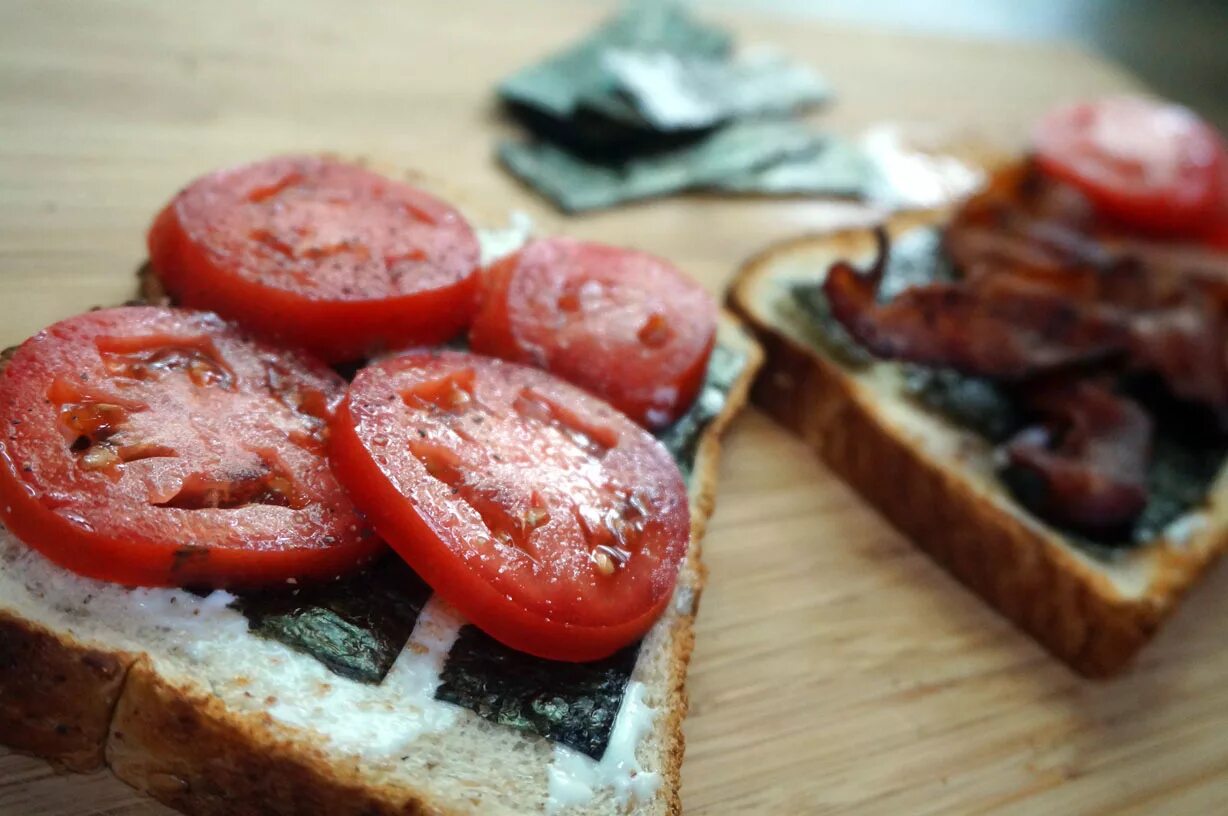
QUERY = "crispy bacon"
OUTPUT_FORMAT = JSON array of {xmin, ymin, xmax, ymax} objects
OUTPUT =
[
  {"xmin": 1129, "ymin": 298, "xmax": 1228, "ymax": 412},
  {"xmin": 1003, "ymin": 381, "xmax": 1151, "ymax": 538},
  {"xmin": 824, "ymin": 163, "xmax": 1228, "ymax": 414},
  {"xmin": 823, "ymin": 229, "xmax": 1131, "ymax": 380},
  {"xmin": 820, "ymin": 162, "xmax": 1228, "ymax": 535},
  {"xmin": 947, "ymin": 165, "xmax": 1228, "ymax": 311}
]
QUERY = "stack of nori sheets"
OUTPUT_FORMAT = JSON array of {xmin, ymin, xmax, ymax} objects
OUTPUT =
[{"xmin": 497, "ymin": 1, "xmax": 878, "ymax": 213}]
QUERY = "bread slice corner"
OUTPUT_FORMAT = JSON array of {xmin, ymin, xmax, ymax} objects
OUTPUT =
[{"xmin": 728, "ymin": 213, "xmax": 1228, "ymax": 678}]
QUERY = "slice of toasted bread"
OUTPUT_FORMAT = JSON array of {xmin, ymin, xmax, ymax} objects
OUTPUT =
[
  {"xmin": 728, "ymin": 213, "xmax": 1228, "ymax": 678},
  {"xmin": 0, "ymin": 311, "xmax": 762, "ymax": 815}
]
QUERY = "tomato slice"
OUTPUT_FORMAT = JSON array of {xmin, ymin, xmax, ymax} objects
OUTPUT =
[
  {"xmin": 147, "ymin": 156, "xmax": 481, "ymax": 363},
  {"xmin": 1205, "ymin": 214, "xmax": 1228, "ymax": 250},
  {"xmin": 470, "ymin": 237, "xmax": 718, "ymax": 428},
  {"xmin": 330, "ymin": 350, "xmax": 690, "ymax": 661},
  {"xmin": 0, "ymin": 306, "xmax": 382, "ymax": 588},
  {"xmin": 1032, "ymin": 96, "xmax": 1227, "ymax": 236},
  {"xmin": 1200, "ymin": 166, "xmax": 1228, "ymax": 251}
]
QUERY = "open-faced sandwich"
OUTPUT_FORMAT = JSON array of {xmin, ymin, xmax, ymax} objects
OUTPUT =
[
  {"xmin": 731, "ymin": 96, "xmax": 1228, "ymax": 677},
  {"xmin": 0, "ymin": 156, "xmax": 762, "ymax": 815}
]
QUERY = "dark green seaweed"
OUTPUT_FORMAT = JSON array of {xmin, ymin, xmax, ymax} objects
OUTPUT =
[
  {"xmin": 787, "ymin": 226, "xmax": 1226, "ymax": 552},
  {"xmin": 436, "ymin": 627, "xmax": 640, "ymax": 760},
  {"xmin": 710, "ymin": 135, "xmax": 876, "ymax": 198},
  {"xmin": 232, "ymin": 556, "xmax": 432, "ymax": 684},
  {"xmin": 499, "ymin": 0, "xmax": 731, "ymax": 154},
  {"xmin": 500, "ymin": 120, "xmax": 823, "ymax": 214},
  {"xmin": 1135, "ymin": 427, "xmax": 1226, "ymax": 542},
  {"xmin": 497, "ymin": 0, "xmax": 836, "ymax": 203},
  {"xmin": 604, "ymin": 48, "xmax": 830, "ymax": 133},
  {"xmin": 900, "ymin": 366, "xmax": 1023, "ymax": 444}
]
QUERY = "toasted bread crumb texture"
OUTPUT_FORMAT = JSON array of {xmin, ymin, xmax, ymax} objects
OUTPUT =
[
  {"xmin": 0, "ymin": 612, "xmax": 132, "ymax": 772},
  {"xmin": 730, "ymin": 217, "xmax": 1228, "ymax": 678},
  {"xmin": 0, "ymin": 315, "xmax": 761, "ymax": 815}
]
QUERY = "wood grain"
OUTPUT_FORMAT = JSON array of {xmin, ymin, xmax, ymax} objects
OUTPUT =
[{"xmin": 1, "ymin": 1, "xmax": 1225, "ymax": 813}]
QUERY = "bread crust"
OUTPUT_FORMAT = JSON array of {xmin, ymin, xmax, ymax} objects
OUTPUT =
[
  {"xmin": 729, "ymin": 217, "xmax": 1228, "ymax": 678},
  {"xmin": 656, "ymin": 317, "xmax": 763, "ymax": 815},
  {"xmin": 0, "ymin": 611, "xmax": 134, "ymax": 771},
  {"xmin": 108, "ymin": 660, "xmax": 443, "ymax": 816}
]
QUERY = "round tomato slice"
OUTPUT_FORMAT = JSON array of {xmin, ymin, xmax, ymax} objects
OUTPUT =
[
  {"xmin": 1032, "ymin": 96, "xmax": 1227, "ymax": 235},
  {"xmin": 469, "ymin": 237, "xmax": 717, "ymax": 429},
  {"xmin": 330, "ymin": 350, "xmax": 690, "ymax": 661},
  {"xmin": 0, "ymin": 306, "xmax": 382, "ymax": 588},
  {"xmin": 148, "ymin": 156, "xmax": 480, "ymax": 363}
]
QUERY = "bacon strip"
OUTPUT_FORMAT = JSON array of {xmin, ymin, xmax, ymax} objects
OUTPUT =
[
  {"xmin": 1003, "ymin": 381, "xmax": 1151, "ymax": 538},
  {"xmin": 824, "ymin": 165, "xmax": 1228, "ymax": 415},
  {"xmin": 822, "ymin": 230, "xmax": 1131, "ymax": 380}
]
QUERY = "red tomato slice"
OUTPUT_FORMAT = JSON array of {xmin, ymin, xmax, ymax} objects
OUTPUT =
[
  {"xmin": 1031, "ymin": 97, "xmax": 1223, "ymax": 235},
  {"xmin": 0, "ymin": 306, "xmax": 382, "ymax": 588},
  {"xmin": 1032, "ymin": 96, "xmax": 1227, "ymax": 235},
  {"xmin": 470, "ymin": 238, "xmax": 717, "ymax": 429},
  {"xmin": 1201, "ymin": 167, "xmax": 1228, "ymax": 251},
  {"xmin": 330, "ymin": 350, "xmax": 690, "ymax": 661},
  {"xmin": 147, "ymin": 156, "xmax": 480, "ymax": 363},
  {"xmin": 1205, "ymin": 215, "xmax": 1228, "ymax": 250}
]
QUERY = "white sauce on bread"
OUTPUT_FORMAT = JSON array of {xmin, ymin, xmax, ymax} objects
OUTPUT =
[
  {"xmin": 546, "ymin": 680, "xmax": 661, "ymax": 814},
  {"xmin": 0, "ymin": 528, "xmax": 463, "ymax": 758}
]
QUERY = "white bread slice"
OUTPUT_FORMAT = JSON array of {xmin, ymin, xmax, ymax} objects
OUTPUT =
[
  {"xmin": 729, "ymin": 212, "xmax": 1228, "ymax": 678},
  {"xmin": 0, "ymin": 311, "xmax": 761, "ymax": 815}
]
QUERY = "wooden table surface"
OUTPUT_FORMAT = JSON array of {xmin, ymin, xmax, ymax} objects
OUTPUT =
[{"xmin": 2, "ymin": 1, "xmax": 1225, "ymax": 814}]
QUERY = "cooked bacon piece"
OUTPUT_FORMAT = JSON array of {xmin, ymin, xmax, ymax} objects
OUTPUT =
[
  {"xmin": 1129, "ymin": 298, "xmax": 1228, "ymax": 413},
  {"xmin": 822, "ymin": 230, "xmax": 1130, "ymax": 380},
  {"xmin": 946, "ymin": 164, "xmax": 1228, "ymax": 413},
  {"xmin": 947, "ymin": 162, "xmax": 1228, "ymax": 310},
  {"xmin": 825, "ymin": 164, "xmax": 1228, "ymax": 416},
  {"xmin": 1004, "ymin": 381, "xmax": 1152, "ymax": 538}
]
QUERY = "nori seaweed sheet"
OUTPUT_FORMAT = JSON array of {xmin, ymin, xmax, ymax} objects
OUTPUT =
[
  {"xmin": 436, "ymin": 627, "xmax": 640, "ymax": 760},
  {"xmin": 603, "ymin": 48, "xmax": 830, "ymax": 133},
  {"xmin": 499, "ymin": 0, "xmax": 731, "ymax": 155},
  {"xmin": 232, "ymin": 555, "xmax": 432, "ymax": 684},
  {"xmin": 498, "ymin": 0, "xmax": 834, "ymax": 198},
  {"xmin": 500, "ymin": 119, "xmax": 824, "ymax": 213},
  {"xmin": 710, "ymin": 134, "xmax": 876, "ymax": 198},
  {"xmin": 787, "ymin": 227, "xmax": 1227, "ymax": 551}
]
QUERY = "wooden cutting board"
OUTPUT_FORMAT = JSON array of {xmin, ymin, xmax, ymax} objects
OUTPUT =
[{"xmin": 2, "ymin": 1, "xmax": 1225, "ymax": 814}]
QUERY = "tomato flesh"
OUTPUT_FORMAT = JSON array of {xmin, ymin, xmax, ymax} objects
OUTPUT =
[
  {"xmin": 148, "ymin": 156, "xmax": 481, "ymax": 363},
  {"xmin": 470, "ymin": 238, "xmax": 718, "ymax": 428},
  {"xmin": 0, "ymin": 306, "xmax": 381, "ymax": 587},
  {"xmin": 330, "ymin": 350, "xmax": 690, "ymax": 661},
  {"xmin": 1200, "ymin": 165, "xmax": 1228, "ymax": 251},
  {"xmin": 1032, "ymin": 96, "xmax": 1227, "ymax": 236}
]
